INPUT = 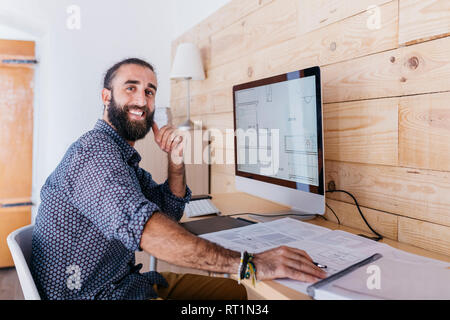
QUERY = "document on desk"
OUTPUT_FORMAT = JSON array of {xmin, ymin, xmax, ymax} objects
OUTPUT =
[
  {"xmin": 200, "ymin": 218, "xmax": 450, "ymax": 299},
  {"xmin": 330, "ymin": 256, "xmax": 450, "ymax": 300}
]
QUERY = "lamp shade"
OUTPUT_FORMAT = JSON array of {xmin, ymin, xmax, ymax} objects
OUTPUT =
[{"xmin": 170, "ymin": 43, "xmax": 205, "ymax": 80}]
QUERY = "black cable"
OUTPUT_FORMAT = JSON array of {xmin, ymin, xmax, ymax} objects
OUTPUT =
[
  {"xmin": 326, "ymin": 189, "xmax": 383, "ymax": 241},
  {"xmin": 326, "ymin": 202, "xmax": 340, "ymax": 225}
]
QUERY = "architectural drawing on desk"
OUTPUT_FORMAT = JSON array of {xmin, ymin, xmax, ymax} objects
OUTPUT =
[
  {"xmin": 202, "ymin": 218, "xmax": 386, "ymax": 277},
  {"xmin": 202, "ymin": 223, "xmax": 298, "ymax": 253}
]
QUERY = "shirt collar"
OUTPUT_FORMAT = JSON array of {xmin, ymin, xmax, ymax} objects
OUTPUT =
[{"xmin": 94, "ymin": 119, "xmax": 142, "ymax": 166}]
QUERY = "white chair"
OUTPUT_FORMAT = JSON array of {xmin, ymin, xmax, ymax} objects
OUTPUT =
[{"xmin": 7, "ymin": 225, "xmax": 41, "ymax": 300}]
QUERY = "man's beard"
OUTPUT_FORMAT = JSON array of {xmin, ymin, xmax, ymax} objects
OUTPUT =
[{"xmin": 107, "ymin": 93, "xmax": 154, "ymax": 142}]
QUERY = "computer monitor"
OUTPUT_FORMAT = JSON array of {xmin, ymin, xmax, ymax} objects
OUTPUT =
[{"xmin": 232, "ymin": 66, "xmax": 324, "ymax": 216}]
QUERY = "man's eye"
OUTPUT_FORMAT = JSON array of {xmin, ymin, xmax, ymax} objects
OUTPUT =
[
  {"xmin": 127, "ymin": 87, "xmax": 135, "ymax": 92},
  {"xmin": 145, "ymin": 90, "xmax": 154, "ymax": 96}
]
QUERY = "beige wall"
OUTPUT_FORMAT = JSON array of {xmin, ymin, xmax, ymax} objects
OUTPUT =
[{"xmin": 169, "ymin": 0, "xmax": 450, "ymax": 256}]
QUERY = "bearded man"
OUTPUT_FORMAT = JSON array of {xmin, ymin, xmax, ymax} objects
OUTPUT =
[{"xmin": 30, "ymin": 58, "xmax": 326, "ymax": 300}]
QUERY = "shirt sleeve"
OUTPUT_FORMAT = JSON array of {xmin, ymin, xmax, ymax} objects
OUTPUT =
[
  {"xmin": 136, "ymin": 167, "xmax": 192, "ymax": 222},
  {"xmin": 69, "ymin": 140, "xmax": 159, "ymax": 252}
]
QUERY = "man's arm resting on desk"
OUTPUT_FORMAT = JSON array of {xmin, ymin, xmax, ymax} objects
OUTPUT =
[{"xmin": 140, "ymin": 212, "xmax": 327, "ymax": 282}]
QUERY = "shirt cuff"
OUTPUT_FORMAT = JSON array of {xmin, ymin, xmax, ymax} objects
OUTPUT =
[
  {"xmin": 135, "ymin": 202, "xmax": 161, "ymax": 252},
  {"xmin": 161, "ymin": 179, "xmax": 192, "ymax": 204}
]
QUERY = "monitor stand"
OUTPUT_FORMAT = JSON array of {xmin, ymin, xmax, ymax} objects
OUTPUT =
[{"xmin": 248, "ymin": 210, "xmax": 318, "ymax": 223}]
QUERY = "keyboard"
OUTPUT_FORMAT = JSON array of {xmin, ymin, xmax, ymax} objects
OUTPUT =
[{"xmin": 184, "ymin": 199, "xmax": 221, "ymax": 218}]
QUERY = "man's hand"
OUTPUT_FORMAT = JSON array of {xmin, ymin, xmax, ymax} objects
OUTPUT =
[
  {"xmin": 152, "ymin": 122, "xmax": 184, "ymax": 167},
  {"xmin": 253, "ymin": 246, "xmax": 327, "ymax": 283}
]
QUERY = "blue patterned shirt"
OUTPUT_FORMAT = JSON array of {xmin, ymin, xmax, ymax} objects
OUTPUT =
[{"xmin": 31, "ymin": 119, "xmax": 191, "ymax": 300}]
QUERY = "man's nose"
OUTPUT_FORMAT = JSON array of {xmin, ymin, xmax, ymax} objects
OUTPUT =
[{"xmin": 133, "ymin": 90, "xmax": 147, "ymax": 107}]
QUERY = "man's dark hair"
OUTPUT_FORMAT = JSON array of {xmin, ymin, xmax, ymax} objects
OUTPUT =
[{"xmin": 103, "ymin": 58, "xmax": 155, "ymax": 90}]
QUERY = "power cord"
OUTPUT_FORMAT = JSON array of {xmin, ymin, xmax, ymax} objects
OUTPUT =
[
  {"xmin": 326, "ymin": 185, "xmax": 383, "ymax": 241},
  {"xmin": 226, "ymin": 188, "xmax": 382, "ymax": 241},
  {"xmin": 326, "ymin": 202, "xmax": 340, "ymax": 225}
]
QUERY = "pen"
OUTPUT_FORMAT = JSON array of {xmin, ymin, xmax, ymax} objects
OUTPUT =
[{"xmin": 313, "ymin": 262, "xmax": 327, "ymax": 269}]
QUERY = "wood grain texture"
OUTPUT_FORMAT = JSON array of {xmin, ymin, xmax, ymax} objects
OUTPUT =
[
  {"xmin": 324, "ymin": 97, "xmax": 398, "ymax": 165},
  {"xmin": 169, "ymin": 0, "xmax": 450, "ymax": 257},
  {"xmin": 210, "ymin": 0, "xmax": 298, "ymax": 69},
  {"xmin": 399, "ymin": 91, "xmax": 450, "ymax": 172},
  {"xmin": 325, "ymin": 198, "xmax": 398, "ymax": 240},
  {"xmin": 398, "ymin": 216, "xmax": 450, "ymax": 256},
  {"xmin": 399, "ymin": 0, "xmax": 450, "ymax": 45},
  {"xmin": 0, "ymin": 206, "xmax": 31, "ymax": 268},
  {"xmin": 171, "ymin": 0, "xmax": 399, "ymax": 103},
  {"xmin": 322, "ymin": 49, "xmax": 401, "ymax": 103},
  {"xmin": 325, "ymin": 160, "xmax": 450, "ymax": 227},
  {"xmin": 400, "ymin": 36, "xmax": 450, "ymax": 96},
  {"xmin": 0, "ymin": 66, "xmax": 34, "ymax": 202},
  {"xmin": 0, "ymin": 39, "xmax": 35, "ymax": 64},
  {"xmin": 171, "ymin": 0, "xmax": 274, "ymax": 62},
  {"xmin": 297, "ymin": 0, "xmax": 393, "ymax": 35},
  {"xmin": 323, "ymin": 35, "xmax": 450, "ymax": 103},
  {"xmin": 210, "ymin": 173, "xmax": 235, "ymax": 194},
  {"xmin": 171, "ymin": 87, "xmax": 232, "ymax": 118}
]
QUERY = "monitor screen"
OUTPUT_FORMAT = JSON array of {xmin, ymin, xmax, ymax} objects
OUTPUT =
[{"xmin": 233, "ymin": 67, "xmax": 324, "ymax": 195}]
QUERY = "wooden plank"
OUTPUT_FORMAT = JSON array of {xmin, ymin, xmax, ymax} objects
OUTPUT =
[
  {"xmin": 399, "ymin": 91, "xmax": 450, "ymax": 172},
  {"xmin": 322, "ymin": 49, "xmax": 401, "ymax": 103},
  {"xmin": 324, "ymin": 97, "xmax": 399, "ymax": 165},
  {"xmin": 171, "ymin": 0, "xmax": 274, "ymax": 62},
  {"xmin": 0, "ymin": 66, "xmax": 34, "ymax": 201},
  {"xmin": 171, "ymin": 87, "xmax": 232, "ymax": 118},
  {"xmin": 325, "ymin": 198, "xmax": 398, "ymax": 240},
  {"xmin": 211, "ymin": 164, "xmax": 235, "ymax": 177},
  {"xmin": 210, "ymin": 172, "xmax": 237, "ymax": 194},
  {"xmin": 325, "ymin": 160, "xmax": 450, "ymax": 227},
  {"xmin": 0, "ymin": 39, "xmax": 34, "ymax": 58},
  {"xmin": 399, "ymin": 0, "xmax": 450, "ymax": 45},
  {"xmin": 252, "ymin": 0, "xmax": 398, "ymax": 82},
  {"xmin": 297, "ymin": 0, "xmax": 392, "ymax": 35},
  {"xmin": 398, "ymin": 216, "xmax": 450, "ymax": 256},
  {"xmin": 400, "ymin": 36, "xmax": 450, "ymax": 96},
  {"xmin": 0, "ymin": 206, "xmax": 31, "ymax": 268},
  {"xmin": 323, "ymin": 36, "xmax": 450, "ymax": 103},
  {"xmin": 171, "ymin": 0, "xmax": 399, "ymax": 102},
  {"xmin": 210, "ymin": 0, "xmax": 299, "ymax": 69}
]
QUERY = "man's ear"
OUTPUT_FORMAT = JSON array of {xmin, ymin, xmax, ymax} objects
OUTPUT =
[{"xmin": 102, "ymin": 88, "xmax": 112, "ymax": 107}]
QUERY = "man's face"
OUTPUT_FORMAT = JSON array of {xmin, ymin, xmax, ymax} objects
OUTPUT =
[{"xmin": 105, "ymin": 64, "xmax": 157, "ymax": 141}]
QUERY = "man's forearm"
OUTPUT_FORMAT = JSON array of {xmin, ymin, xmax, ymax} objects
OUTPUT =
[
  {"xmin": 168, "ymin": 158, "xmax": 186, "ymax": 198},
  {"xmin": 140, "ymin": 212, "xmax": 240, "ymax": 273}
]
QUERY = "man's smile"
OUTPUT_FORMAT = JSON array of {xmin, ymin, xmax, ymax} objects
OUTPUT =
[{"xmin": 127, "ymin": 107, "xmax": 146, "ymax": 121}]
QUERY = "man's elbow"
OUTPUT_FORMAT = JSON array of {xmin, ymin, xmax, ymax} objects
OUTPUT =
[{"xmin": 138, "ymin": 211, "xmax": 179, "ymax": 256}]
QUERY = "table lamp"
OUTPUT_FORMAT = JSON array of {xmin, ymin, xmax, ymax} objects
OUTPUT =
[{"xmin": 170, "ymin": 43, "xmax": 205, "ymax": 130}]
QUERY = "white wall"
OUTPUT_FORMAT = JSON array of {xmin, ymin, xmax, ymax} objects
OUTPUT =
[
  {"xmin": 0, "ymin": 0, "xmax": 228, "ymax": 221},
  {"xmin": 171, "ymin": 0, "xmax": 230, "ymax": 39}
]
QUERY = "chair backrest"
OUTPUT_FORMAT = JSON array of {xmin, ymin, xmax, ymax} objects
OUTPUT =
[{"xmin": 7, "ymin": 225, "xmax": 41, "ymax": 300}]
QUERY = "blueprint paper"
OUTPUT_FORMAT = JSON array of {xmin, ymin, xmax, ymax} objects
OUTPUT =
[{"xmin": 200, "ymin": 218, "xmax": 450, "ymax": 298}]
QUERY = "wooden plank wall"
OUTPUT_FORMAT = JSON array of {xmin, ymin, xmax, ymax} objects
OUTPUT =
[{"xmin": 170, "ymin": 0, "xmax": 450, "ymax": 256}]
